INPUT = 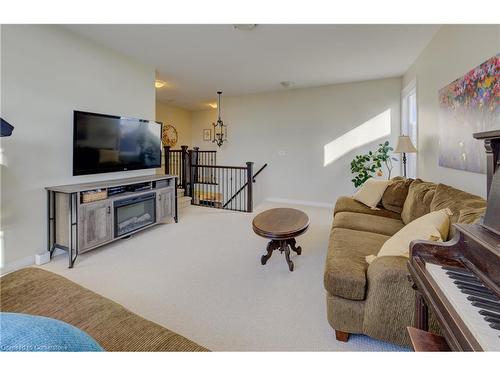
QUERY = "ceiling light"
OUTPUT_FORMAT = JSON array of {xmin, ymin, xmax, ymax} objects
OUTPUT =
[
  {"xmin": 155, "ymin": 80, "xmax": 167, "ymax": 89},
  {"xmin": 208, "ymin": 103, "xmax": 217, "ymax": 109},
  {"xmin": 280, "ymin": 81, "xmax": 296, "ymax": 89},
  {"xmin": 233, "ymin": 24, "xmax": 257, "ymax": 31},
  {"xmin": 212, "ymin": 91, "xmax": 227, "ymax": 147}
]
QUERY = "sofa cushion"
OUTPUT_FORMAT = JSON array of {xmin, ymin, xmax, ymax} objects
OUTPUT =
[
  {"xmin": 381, "ymin": 177, "xmax": 413, "ymax": 213},
  {"xmin": 401, "ymin": 179, "xmax": 437, "ymax": 224},
  {"xmin": 324, "ymin": 227, "xmax": 389, "ymax": 301},
  {"xmin": 333, "ymin": 212, "xmax": 404, "ymax": 237},
  {"xmin": 430, "ymin": 183, "xmax": 486, "ymax": 224},
  {"xmin": 334, "ymin": 196, "xmax": 401, "ymax": 220}
]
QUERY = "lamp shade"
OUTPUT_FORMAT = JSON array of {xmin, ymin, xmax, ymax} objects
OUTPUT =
[{"xmin": 394, "ymin": 135, "xmax": 417, "ymax": 153}]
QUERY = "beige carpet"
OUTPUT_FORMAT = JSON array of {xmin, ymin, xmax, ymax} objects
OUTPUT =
[{"xmin": 40, "ymin": 201, "xmax": 407, "ymax": 351}]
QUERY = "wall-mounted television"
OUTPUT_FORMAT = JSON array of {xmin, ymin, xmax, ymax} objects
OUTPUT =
[{"xmin": 73, "ymin": 110, "xmax": 162, "ymax": 176}]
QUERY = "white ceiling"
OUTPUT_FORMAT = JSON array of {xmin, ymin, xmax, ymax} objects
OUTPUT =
[{"xmin": 65, "ymin": 24, "xmax": 440, "ymax": 110}]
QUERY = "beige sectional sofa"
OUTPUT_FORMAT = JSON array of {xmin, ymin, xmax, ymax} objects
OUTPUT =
[{"xmin": 324, "ymin": 177, "xmax": 486, "ymax": 347}]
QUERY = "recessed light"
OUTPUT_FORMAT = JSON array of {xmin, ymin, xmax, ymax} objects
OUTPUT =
[
  {"xmin": 280, "ymin": 81, "xmax": 295, "ymax": 89},
  {"xmin": 233, "ymin": 24, "xmax": 257, "ymax": 31},
  {"xmin": 155, "ymin": 80, "xmax": 167, "ymax": 89}
]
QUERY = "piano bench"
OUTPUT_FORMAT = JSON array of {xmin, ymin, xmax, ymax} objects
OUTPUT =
[{"xmin": 407, "ymin": 327, "xmax": 450, "ymax": 352}]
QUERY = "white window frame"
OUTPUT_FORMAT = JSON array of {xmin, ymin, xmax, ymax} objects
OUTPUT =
[{"xmin": 401, "ymin": 78, "xmax": 418, "ymax": 178}]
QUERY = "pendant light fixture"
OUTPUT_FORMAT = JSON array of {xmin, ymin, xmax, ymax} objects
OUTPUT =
[{"xmin": 212, "ymin": 91, "xmax": 228, "ymax": 147}]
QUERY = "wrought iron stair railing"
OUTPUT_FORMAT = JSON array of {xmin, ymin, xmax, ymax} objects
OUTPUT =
[{"xmin": 164, "ymin": 146, "xmax": 266, "ymax": 212}]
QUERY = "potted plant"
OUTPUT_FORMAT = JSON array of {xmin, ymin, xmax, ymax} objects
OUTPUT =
[{"xmin": 350, "ymin": 141, "xmax": 397, "ymax": 188}]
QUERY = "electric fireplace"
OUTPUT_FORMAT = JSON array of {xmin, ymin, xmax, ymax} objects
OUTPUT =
[{"xmin": 114, "ymin": 193, "xmax": 156, "ymax": 237}]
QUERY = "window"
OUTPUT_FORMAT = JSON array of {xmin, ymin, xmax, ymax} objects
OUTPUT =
[{"xmin": 401, "ymin": 80, "xmax": 418, "ymax": 178}]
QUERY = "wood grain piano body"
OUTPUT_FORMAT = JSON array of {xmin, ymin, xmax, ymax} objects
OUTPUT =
[{"xmin": 408, "ymin": 228, "xmax": 483, "ymax": 351}]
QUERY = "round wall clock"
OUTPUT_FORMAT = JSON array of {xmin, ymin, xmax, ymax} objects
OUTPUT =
[{"xmin": 161, "ymin": 124, "xmax": 178, "ymax": 147}]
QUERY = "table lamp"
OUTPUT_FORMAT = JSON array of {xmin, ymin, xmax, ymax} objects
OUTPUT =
[{"xmin": 394, "ymin": 135, "xmax": 417, "ymax": 177}]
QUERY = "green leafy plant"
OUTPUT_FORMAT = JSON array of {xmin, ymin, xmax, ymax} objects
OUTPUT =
[{"xmin": 350, "ymin": 141, "xmax": 397, "ymax": 188}]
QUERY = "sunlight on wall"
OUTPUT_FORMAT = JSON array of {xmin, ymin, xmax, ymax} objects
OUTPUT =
[{"xmin": 323, "ymin": 109, "xmax": 391, "ymax": 167}]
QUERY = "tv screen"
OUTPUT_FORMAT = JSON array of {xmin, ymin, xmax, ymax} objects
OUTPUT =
[{"xmin": 73, "ymin": 111, "xmax": 162, "ymax": 176}]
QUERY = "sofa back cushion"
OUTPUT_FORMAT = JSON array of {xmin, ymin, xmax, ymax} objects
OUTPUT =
[
  {"xmin": 381, "ymin": 177, "xmax": 413, "ymax": 213},
  {"xmin": 430, "ymin": 183, "xmax": 486, "ymax": 225},
  {"xmin": 401, "ymin": 179, "xmax": 437, "ymax": 224},
  {"xmin": 457, "ymin": 207, "xmax": 486, "ymax": 224}
]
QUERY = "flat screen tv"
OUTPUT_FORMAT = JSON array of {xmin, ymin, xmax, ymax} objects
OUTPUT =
[{"xmin": 73, "ymin": 110, "xmax": 162, "ymax": 176}]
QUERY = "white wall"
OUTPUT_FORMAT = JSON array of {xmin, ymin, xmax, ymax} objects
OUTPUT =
[
  {"xmin": 0, "ymin": 25, "xmax": 156, "ymax": 269},
  {"xmin": 403, "ymin": 25, "xmax": 500, "ymax": 198},
  {"xmin": 192, "ymin": 78, "xmax": 402, "ymax": 206}
]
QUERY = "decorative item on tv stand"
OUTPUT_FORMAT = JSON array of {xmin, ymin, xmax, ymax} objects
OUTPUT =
[{"xmin": 350, "ymin": 141, "xmax": 397, "ymax": 188}]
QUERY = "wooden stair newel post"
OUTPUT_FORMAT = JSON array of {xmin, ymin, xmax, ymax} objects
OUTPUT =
[
  {"xmin": 164, "ymin": 146, "xmax": 171, "ymax": 175},
  {"xmin": 246, "ymin": 161, "xmax": 254, "ymax": 212},
  {"xmin": 188, "ymin": 149, "xmax": 195, "ymax": 203},
  {"xmin": 180, "ymin": 145, "xmax": 189, "ymax": 193},
  {"xmin": 192, "ymin": 147, "xmax": 200, "ymax": 191}
]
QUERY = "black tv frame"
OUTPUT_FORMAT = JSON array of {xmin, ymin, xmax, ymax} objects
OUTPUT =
[{"xmin": 73, "ymin": 110, "xmax": 162, "ymax": 176}]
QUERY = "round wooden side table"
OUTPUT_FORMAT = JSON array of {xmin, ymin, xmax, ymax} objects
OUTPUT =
[{"xmin": 252, "ymin": 208, "xmax": 310, "ymax": 272}]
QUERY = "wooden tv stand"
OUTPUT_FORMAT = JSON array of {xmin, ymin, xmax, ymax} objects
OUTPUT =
[{"xmin": 45, "ymin": 174, "xmax": 178, "ymax": 268}]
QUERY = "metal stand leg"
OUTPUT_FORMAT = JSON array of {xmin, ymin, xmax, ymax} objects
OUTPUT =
[
  {"xmin": 174, "ymin": 177, "xmax": 179, "ymax": 223},
  {"xmin": 68, "ymin": 193, "xmax": 78, "ymax": 268},
  {"xmin": 47, "ymin": 190, "xmax": 56, "ymax": 259}
]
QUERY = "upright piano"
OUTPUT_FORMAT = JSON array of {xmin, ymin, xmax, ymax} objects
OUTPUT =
[{"xmin": 408, "ymin": 130, "xmax": 500, "ymax": 351}]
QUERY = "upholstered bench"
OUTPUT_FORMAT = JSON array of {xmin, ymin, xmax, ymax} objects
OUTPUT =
[{"xmin": 0, "ymin": 268, "xmax": 208, "ymax": 352}]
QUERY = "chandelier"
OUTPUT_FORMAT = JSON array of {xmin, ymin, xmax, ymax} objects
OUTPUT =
[{"xmin": 212, "ymin": 91, "xmax": 227, "ymax": 147}]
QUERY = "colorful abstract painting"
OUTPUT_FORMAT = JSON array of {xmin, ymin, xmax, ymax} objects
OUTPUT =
[{"xmin": 438, "ymin": 53, "xmax": 499, "ymax": 174}]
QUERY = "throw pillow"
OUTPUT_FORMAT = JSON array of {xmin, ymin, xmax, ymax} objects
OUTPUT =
[
  {"xmin": 352, "ymin": 178, "xmax": 392, "ymax": 209},
  {"xmin": 366, "ymin": 208, "xmax": 451, "ymax": 264},
  {"xmin": 0, "ymin": 312, "xmax": 104, "ymax": 352},
  {"xmin": 381, "ymin": 176, "xmax": 414, "ymax": 213},
  {"xmin": 401, "ymin": 179, "xmax": 437, "ymax": 224}
]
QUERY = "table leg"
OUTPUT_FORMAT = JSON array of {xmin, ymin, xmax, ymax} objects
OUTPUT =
[
  {"xmin": 261, "ymin": 240, "xmax": 278, "ymax": 265},
  {"xmin": 284, "ymin": 243, "xmax": 294, "ymax": 272},
  {"xmin": 288, "ymin": 238, "xmax": 301, "ymax": 255}
]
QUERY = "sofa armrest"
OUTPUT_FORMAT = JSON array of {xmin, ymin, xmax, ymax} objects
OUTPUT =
[{"xmin": 363, "ymin": 256, "xmax": 415, "ymax": 347}]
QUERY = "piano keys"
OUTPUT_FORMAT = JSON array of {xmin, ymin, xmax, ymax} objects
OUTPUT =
[{"xmin": 425, "ymin": 263, "xmax": 499, "ymax": 351}]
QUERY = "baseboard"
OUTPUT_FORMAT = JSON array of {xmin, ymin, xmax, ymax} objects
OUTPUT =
[
  {"xmin": 265, "ymin": 197, "xmax": 334, "ymax": 209},
  {"xmin": 0, "ymin": 248, "xmax": 65, "ymax": 276},
  {"xmin": 1, "ymin": 254, "xmax": 35, "ymax": 275}
]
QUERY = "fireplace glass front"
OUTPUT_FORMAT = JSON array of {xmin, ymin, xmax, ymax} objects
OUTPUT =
[{"xmin": 114, "ymin": 193, "xmax": 156, "ymax": 237}]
